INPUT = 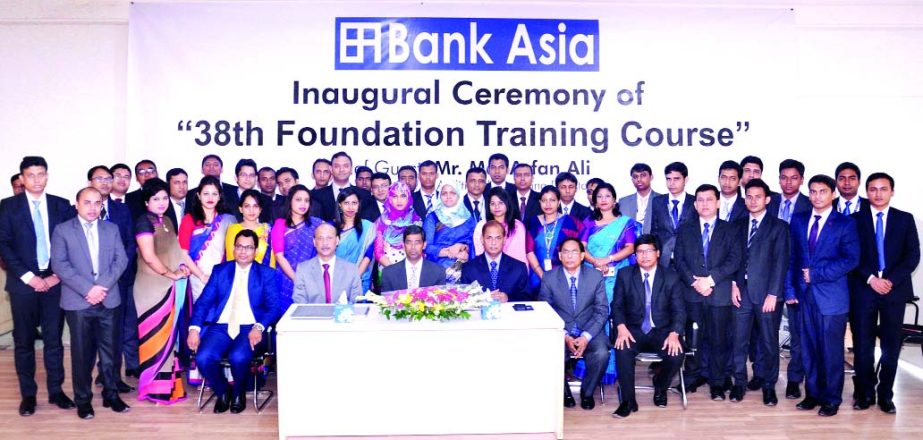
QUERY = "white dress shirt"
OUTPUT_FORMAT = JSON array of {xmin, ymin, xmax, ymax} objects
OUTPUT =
[
  {"xmin": 807, "ymin": 207, "xmax": 833, "ymax": 241},
  {"xmin": 838, "ymin": 196, "xmax": 861, "ymax": 215},
  {"xmin": 636, "ymin": 191, "xmax": 651, "ymax": 224},
  {"xmin": 720, "ymin": 193, "xmax": 739, "ymax": 221}
]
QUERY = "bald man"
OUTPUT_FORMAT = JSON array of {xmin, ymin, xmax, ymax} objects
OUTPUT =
[{"xmin": 292, "ymin": 223, "xmax": 363, "ymax": 304}]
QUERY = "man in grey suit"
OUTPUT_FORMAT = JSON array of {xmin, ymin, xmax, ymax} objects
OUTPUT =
[
  {"xmin": 380, "ymin": 225, "xmax": 445, "ymax": 291},
  {"xmin": 538, "ymin": 237, "xmax": 609, "ymax": 411},
  {"xmin": 619, "ymin": 163, "xmax": 661, "ymax": 234},
  {"xmin": 50, "ymin": 187, "xmax": 129, "ymax": 419},
  {"xmin": 293, "ymin": 223, "xmax": 362, "ymax": 303}
]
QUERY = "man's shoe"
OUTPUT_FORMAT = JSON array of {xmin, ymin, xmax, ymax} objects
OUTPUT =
[
  {"xmin": 77, "ymin": 403, "xmax": 95, "ymax": 420},
  {"xmin": 878, "ymin": 399, "xmax": 896, "ymax": 414},
  {"xmin": 763, "ymin": 389, "xmax": 778, "ymax": 406},
  {"xmin": 213, "ymin": 393, "xmax": 231, "ymax": 413},
  {"xmin": 653, "ymin": 389, "xmax": 668, "ymax": 408},
  {"xmin": 612, "ymin": 400, "xmax": 638, "ymax": 418},
  {"xmin": 747, "ymin": 377, "xmax": 764, "ymax": 391},
  {"xmin": 710, "ymin": 386, "xmax": 726, "ymax": 401},
  {"xmin": 684, "ymin": 376, "xmax": 707, "ymax": 393},
  {"xmin": 19, "ymin": 396, "xmax": 37, "ymax": 416},
  {"xmin": 564, "ymin": 394, "xmax": 576, "ymax": 408},
  {"xmin": 722, "ymin": 377, "xmax": 733, "ymax": 393},
  {"xmin": 49, "ymin": 392, "xmax": 76, "ymax": 409},
  {"xmin": 230, "ymin": 392, "xmax": 247, "ymax": 414},
  {"xmin": 116, "ymin": 381, "xmax": 135, "ymax": 393},
  {"xmin": 785, "ymin": 382, "xmax": 802, "ymax": 399},
  {"xmin": 818, "ymin": 404, "xmax": 838, "ymax": 417},
  {"xmin": 103, "ymin": 396, "xmax": 131, "ymax": 413},
  {"xmin": 853, "ymin": 398, "xmax": 871, "ymax": 410},
  {"xmin": 124, "ymin": 369, "xmax": 140, "ymax": 379},
  {"xmin": 580, "ymin": 396, "xmax": 595, "ymax": 410},
  {"xmin": 796, "ymin": 396, "xmax": 819, "ymax": 410},
  {"xmin": 729, "ymin": 385, "xmax": 745, "ymax": 402}
]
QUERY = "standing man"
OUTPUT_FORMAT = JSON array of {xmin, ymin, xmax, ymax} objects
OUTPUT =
[
  {"xmin": 650, "ymin": 162, "xmax": 696, "ymax": 267},
  {"xmin": 361, "ymin": 172, "xmax": 391, "ymax": 222},
  {"xmin": 292, "ymin": 223, "xmax": 363, "ymax": 304},
  {"xmin": 0, "ymin": 156, "xmax": 75, "ymax": 416},
  {"xmin": 511, "ymin": 163, "xmax": 541, "ymax": 222},
  {"xmin": 769, "ymin": 159, "xmax": 811, "ymax": 222},
  {"xmin": 199, "ymin": 154, "xmax": 238, "ymax": 202},
  {"xmin": 274, "ymin": 167, "xmax": 299, "ymax": 220},
  {"xmin": 165, "ymin": 168, "xmax": 189, "ymax": 230},
  {"xmin": 718, "ymin": 160, "xmax": 747, "ymax": 222},
  {"xmin": 224, "ymin": 159, "xmax": 273, "ymax": 223},
  {"xmin": 740, "ymin": 156, "xmax": 766, "ymax": 187},
  {"xmin": 312, "ymin": 152, "xmax": 372, "ymax": 223},
  {"xmin": 50, "ymin": 187, "xmax": 130, "ymax": 419},
  {"xmin": 462, "ymin": 167, "xmax": 488, "ymax": 223},
  {"xmin": 380, "ymin": 225, "xmax": 445, "ymax": 291},
  {"xmin": 109, "ymin": 163, "xmax": 132, "ymax": 203},
  {"xmin": 398, "ymin": 165, "xmax": 418, "ymax": 192},
  {"xmin": 556, "ymin": 172, "xmax": 592, "ymax": 221},
  {"xmin": 125, "ymin": 159, "xmax": 158, "ymax": 219},
  {"xmin": 850, "ymin": 172, "xmax": 919, "ymax": 413},
  {"xmin": 412, "ymin": 160, "xmax": 440, "ymax": 219},
  {"xmin": 258, "ymin": 166, "xmax": 279, "ymax": 201},
  {"xmin": 538, "ymin": 237, "xmax": 609, "ymax": 411},
  {"xmin": 673, "ymin": 184, "xmax": 741, "ymax": 400},
  {"xmin": 619, "ymin": 163, "xmax": 661, "ymax": 234},
  {"xmin": 611, "ymin": 234, "xmax": 686, "ymax": 417},
  {"xmin": 585, "ymin": 178, "xmax": 604, "ymax": 209},
  {"xmin": 731, "ymin": 179, "xmax": 790, "ymax": 406},
  {"xmin": 10, "ymin": 174, "xmax": 24, "ymax": 195},
  {"xmin": 355, "ymin": 166, "xmax": 373, "ymax": 192},
  {"xmin": 461, "ymin": 220, "xmax": 530, "ymax": 302},
  {"xmin": 788, "ymin": 175, "xmax": 859, "ymax": 417},
  {"xmin": 834, "ymin": 162, "xmax": 866, "ymax": 215},
  {"xmin": 486, "ymin": 153, "xmax": 516, "ymax": 193},
  {"xmin": 312, "ymin": 158, "xmax": 333, "ymax": 190}
]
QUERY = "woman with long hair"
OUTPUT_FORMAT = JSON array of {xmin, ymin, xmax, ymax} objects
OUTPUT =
[
  {"xmin": 473, "ymin": 187, "xmax": 528, "ymax": 264},
  {"xmin": 224, "ymin": 189, "xmax": 274, "ymax": 267},
  {"xmin": 270, "ymin": 184, "xmax": 325, "ymax": 314},
  {"xmin": 335, "ymin": 187, "xmax": 376, "ymax": 292}
]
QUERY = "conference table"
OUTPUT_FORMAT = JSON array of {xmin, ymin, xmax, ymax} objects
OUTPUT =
[{"xmin": 275, "ymin": 301, "xmax": 565, "ymax": 439}]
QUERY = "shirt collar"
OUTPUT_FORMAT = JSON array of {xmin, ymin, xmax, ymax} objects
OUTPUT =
[
  {"xmin": 486, "ymin": 253, "xmax": 502, "ymax": 267},
  {"xmin": 811, "ymin": 206, "xmax": 833, "ymax": 219},
  {"xmin": 640, "ymin": 266, "xmax": 657, "ymax": 279},
  {"xmin": 749, "ymin": 210, "xmax": 767, "ymax": 224},
  {"xmin": 871, "ymin": 205, "xmax": 890, "ymax": 218}
]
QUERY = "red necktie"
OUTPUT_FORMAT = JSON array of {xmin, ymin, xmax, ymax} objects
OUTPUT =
[{"xmin": 323, "ymin": 263, "xmax": 332, "ymax": 303}]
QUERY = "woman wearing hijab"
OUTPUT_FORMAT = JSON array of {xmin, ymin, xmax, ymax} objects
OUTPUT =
[
  {"xmin": 374, "ymin": 182, "xmax": 422, "ymax": 275},
  {"xmin": 423, "ymin": 183, "xmax": 477, "ymax": 284}
]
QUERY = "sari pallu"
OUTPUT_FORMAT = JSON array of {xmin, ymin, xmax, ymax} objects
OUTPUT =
[
  {"xmin": 273, "ymin": 217, "xmax": 323, "ymax": 314},
  {"xmin": 337, "ymin": 219, "xmax": 376, "ymax": 293}
]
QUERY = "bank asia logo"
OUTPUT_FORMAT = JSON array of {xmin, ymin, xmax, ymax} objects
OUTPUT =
[{"xmin": 335, "ymin": 17, "xmax": 598, "ymax": 71}]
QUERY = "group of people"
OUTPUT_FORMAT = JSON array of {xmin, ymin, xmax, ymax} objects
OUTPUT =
[{"xmin": 1, "ymin": 151, "xmax": 916, "ymax": 421}]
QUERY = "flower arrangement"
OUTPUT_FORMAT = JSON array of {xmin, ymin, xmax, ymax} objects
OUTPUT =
[{"xmin": 359, "ymin": 282, "xmax": 493, "ymax": 321}]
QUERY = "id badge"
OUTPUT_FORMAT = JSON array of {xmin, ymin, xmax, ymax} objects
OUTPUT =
[
  {"xmin": 543, "ymin": 258, "xmax": 553, "ymax": 271},
  {"xmin": 602, "ymin": 265, "xmax": 614, "ymax": 277}
]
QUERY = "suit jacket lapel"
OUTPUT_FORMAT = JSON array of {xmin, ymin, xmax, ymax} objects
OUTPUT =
[
  {"xmin": 19, "ymin": 194, "xmax": 37, "ymax": 235},
  {"xmin": 71, "ymin": 218, "xmax": 94, "ymax": 269},
  {"xmin": 650, "ymin": 267, "xmax": 664, "ymax": 314},
  {"xmin": 811, "ymin": 213, "xmax": 837, "ymax": 262}
]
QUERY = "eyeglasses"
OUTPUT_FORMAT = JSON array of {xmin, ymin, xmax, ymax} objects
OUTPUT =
[
  {"xmin": 137, "ymin": 168, "xmax": 157, "ymax": 176},
  {"xmin": 91, "ymin": 177, "xmax": 114, "ymax": 183},
  {"xmin": 636, "ymin": 249, "xmax": 658, "ymax": 255},
  {"xmin": 560, "ymin": 249, "xmax": 582, "ymax": 256},
  {"xmin": 234, "ymin": 245, "xmax": 256, "ymax": 251}
]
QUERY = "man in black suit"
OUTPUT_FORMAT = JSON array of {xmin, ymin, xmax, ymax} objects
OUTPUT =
[
  {"xmin": 312, "ymin": 152, "xmax": 373, "ymax": 223},
  {"xmin": 380, "ymin": 226, "xmax": 445, "ymax": 291},
  {"xmin": 718, "ymin": 160, "xmax": 748, "ymax": 222},
  {"xmin": 398, "ymin": 165, "xmax": 418, "ymax": 192},
  {"xmin": 274, "ymin": 167, "xmax": 300, "ymax": 219},
  {"xmin": 0, "ymin": 156, "xmax": 76, "ymax": 416},
  {"xmin": 223, "ymin": 159, "xmax": 273, "ymax": 223},
  {"xmin": 360, "ymin": 172, "xmax": 390, "ymax": 222},
  {"xmin": 850, "ymin": 172, "xmax": 920, "ymax": 413},
  {"xmin": 556, "ymin": 172, "xmax": 592, "ymax": 221},
  {"xmin": 834, "ymin": 162, "xmax": 867, "ymax": 215},
  {"xmin": 730, "ymin": 179, "xmax": 790, "ymax": 405},
  {"xmin": 124, "ymin": 159, "xmax": 159, "ymax": 220},
  {"xmin": 740, "ymin": 155, "xmax": 767, "ymax": 188},
  {"xmin": 164, "ymin": 168, "xmax": 189, "ymax": 231},
  {"xmin": 199, "ymin": 153, "xmax": 239, "ymax": 206},
  {"xmin": 611, "ymin": 234, "xmax": 686, "ymax": 418},
  {"xmin": 486, "ymin": 153, "xmax": 516, "ymax": 194},
  {"xmin": 650, "ymin": 162, "xmax": 697, "ymax": 266},
  {"xmin": 108, "ymin": 163, "xmax": 132, "ymax": 204},
  {"xmin": 461, "ymin": 220, "xmax": 530, "ymax": 301},
  {"xmin": 355, "ymin": 166, "xmax": 373, "ymax": 192},
  {"xmin": 510, "ymin": 163, "xmax": 541, "ymax": 222},
  {"xmin": 462, "ymin": 167, "xmax": 488, "ymax": 223},
  {"xmin": 412, "ymin": 160, "xmax": 440, "ymax": 219},
  {"xmin": 673, "ymin": 184, "xmax": 742, "ymax": 400},
  {"xmin": 312, "ymin": 158, "xmax": 333, "ymax": 190}
]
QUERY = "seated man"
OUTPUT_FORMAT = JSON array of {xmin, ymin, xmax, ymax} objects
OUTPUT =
[
  {"xmin": 187, "ymin": 229, "xmax": 279, "ymax": 414},
  {"xmin": 538, "ymin": 237, "xmax": 609, "ymax": 411},
  {"xmin": 610, "ymin": 234, "xmax": 686, "ymax": 418},
  {"xmin": 293, "ymin": 223, "xmax": 362, "ymax": 303},
  {"xmin": 461, "ymin": 220, "xmax": 530, "ymax": 301},
  {"xmin": 380, "ymin": 225, "xmax": 445, "ymax": 292}
]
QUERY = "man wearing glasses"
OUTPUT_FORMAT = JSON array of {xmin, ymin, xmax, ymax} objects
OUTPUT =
[{"xmin": 124, "ymin": 160, "xmax": 159, "ymax": 219}]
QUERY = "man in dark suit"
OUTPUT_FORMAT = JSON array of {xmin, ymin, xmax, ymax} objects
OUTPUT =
[
  {"xmin": 0, "ymin": 156, "xmax": 76, "ymax": 416},
  {"xmin": 510, "ymin": 163, "xmax": 541, "ymax": 222},
  {"xmin": 556, "ymin": 172, "xmax": 592, "ymax": 221},
  {"xmin": 740, "ymin": 155, "xmax": 768, "ymax": 188},
  {"xmin": 849, "ymin": 172, "xmax": 919, "ymax": 413},
  {"xmin": 360, "ymin": 172, "xmax": 390, "ymax": 222},
  {"xmin": 187, "ymin": 229, "xmax": 279, "ymax": 414},
  {"xmin": 164, "ymin": 168, "xmax": 188, "ymax": 231},
  {"xmin": 312, "ymin": 152, "xmax": 373, "ymax": 223},
  {"xmin": 124, "ymin": 159, "xmax": 159, "ymax": 220},
  {"xmin": 486, "ymin": 153, "xmax": 517, "ymax": 194},
  {"xmin": 673, "ymin": 184, "xmax": 742, "ymax": 400},
  {"xmin": 355, "ymin": 166, "xmax": 373, "ymax": 192},
  {"xmin": 718, "ymin": 160, "xmax": 748, "ymax": 222},
  {"xmin": 50, "ymin": 187, "xmax": 130, "ymax": 419},
  {"xmin": 274, "ymin": 167, "xmax": 300, "ymax": 220},
  {"xmin": 199, "ymin": 153, "xmax": 239, "ymax": 200},
  {"xmin": 730, "ymin": 179, "xmax": 790, "ymax": 405},
  {"xmin": 412, "ymin": 160, "xmax": 440, "ymax": 219},
  {"xmin": 618, "ymin": 163, "xmax": 661, "ymax": 234},
  {"xmin": 650, "ymin": 162, "xmax": 696, "ymax": 267},
  {"xmin": 787, "ymin": 174, "xmax": 859, "ymax": 417},
  {"xmin": 462, "ymin": 167, "xmax": 488, "ymax": 223},
  {"xmin": 223, "ymin": 159, "xmax": 274, "ymax": 223},
  {"xmin": 611, "ymin": 234, "xmax": 686, "ymax": 417},
  {"xmin": 538, "ymin": 237, "xmax": 609, "ymax": 411},
  {"xmin": 833, "ymin": 162, "xmax": 867, "ymax": 215},
  {"xmin": 461, "ymin": 220, "xmax": 530, "ymax": 301},
  {"xmin": 380, "ymin": 225, "xmax": 445, "ymax": 291}
]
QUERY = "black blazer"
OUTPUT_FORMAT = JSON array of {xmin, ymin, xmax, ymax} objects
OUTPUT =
[
  {"xmin": 649, "ymin": 193, "xmax": 696, "ymax": 266},
  {"xmin": 0, "ymin": 192, "xmax": 75, "ymax": 292},
  {"xmin": 565, "ymin": 201, "xmax": 593, "ymax": 222},
  {"xmin": 722, "ymin": 197, "xmax": 748, "ymax": 222},
  {"xmin": 611, "ymin": 264, "xmax": 686, "ymax": 336},
  {"xmin": 488, "ymin": 181, "xmax": 516, "ymax": 194},
  {"xmin": 509, "ymin": 189, "xmax": 541, "ymax": 222},
  {"xmin": 850, "ymin": 207, "xmax": 921, "ymax": 304},
  {"xmin": 412, "ymin": 190, "xmax": 439, "ymax": 220},
  {"xmin": 673, "ymin": 218, "xmax": 742, "ymax": 306},
  {"xmin": 460, "ymin": 253, "xmax": 530, "ymax": 301},
  {"xmin": 768, "ymin": 192, "xmax": 811, "ymax": 220},
  {"xmin": 462, "ymin": 194, "xmax": 487, "ymax": 222},
  {"xmin": 359, "ymin": 200, "xmax": 382, "ymax": 222},
  {"xmin": 124, "ymin": 188, "xmax": 146, "ymax": 221},
  {"xmin": 734, "ymin": 215, "xmax": 790, "ymax": 304},
  {"xmin": 311, "ymin": 185, "xmax": 373, "ymax": 223},
  {"xmin": 379, "ymin": 259, "xmax": 446, "ymax": 292}
]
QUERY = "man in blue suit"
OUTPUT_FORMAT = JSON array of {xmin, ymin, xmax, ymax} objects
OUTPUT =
[
  {"xmin": 187, "ymin": 229, "xmax": 279, "ymax": 414},
  {"xmin": 849, "ymin": 172, "xmax": 919, "ymax": 413},
  {"xmin": 787, "ymin": 174, "xmax": 859, "ymax": 417},
  {"xmin": 461, "ymin": 220, "xmax": 530, "ymax": 301},
  {"xmin": 0, "ymin": 156, "xmax": 76, "ymax": 416}
]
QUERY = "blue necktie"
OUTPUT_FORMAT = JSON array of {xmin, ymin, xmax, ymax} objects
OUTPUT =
[
  {"xmin": 569, "ymin": 276, "xmax": 580, "ymax": 336},
  {"xmin": 748, "ymin": 218, "xmax": 758, "ymax": 248},
  {"xmin": 876, "ymin": 212, "xmax": 886, "ymax": 273},
  {"xmin": 32, "ymin": 200, "xmax": 49, "ymax": 270},
  {"xmin": 844, "ymin": 200, "xmax": 852, "ymax": 215},
  {"xmin": 473, "ymin": 200, "xmax": 481, "ymax": 222},
  {"xmin": 702, "ymin": 222, "xmax": 711, "ymax": 261},
  {"xmin": 489, "ymin": 260, "xmax": 499, "ymax": 290},
  {"xmin": 671, "ymin": 199, "xmax": 680, "ymax": 229},
  {"xmin": 425, "ymin": 194, "xmax": 433, "ymax": 212},
  {"xmin": 780, "ymin": 200, "xmax": 792, "ymax": 223},
  {"xmin": 808, "ymin": 215, "xmax": 821, "ymax": 256},
  {"xmin": 642, "ymin": 272, "xmax": 653, "ymax": 334}
]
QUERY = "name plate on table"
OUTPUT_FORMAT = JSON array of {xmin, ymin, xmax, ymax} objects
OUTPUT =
[{"xmin": 291, "ymin": 304, "xmax": 370, "ymax": 319}]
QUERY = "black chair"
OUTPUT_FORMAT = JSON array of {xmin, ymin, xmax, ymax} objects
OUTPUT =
[
  {"xmin": 903, "ymin": 296, "xmax": 922, "ymax": 345},
  {"xmin": 195, "ymin": 326, "xmax": 275, "ymax": 414}
]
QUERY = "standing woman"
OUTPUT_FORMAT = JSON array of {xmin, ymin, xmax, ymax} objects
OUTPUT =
[
  {"xmin": 473, "ymin": 187, "xmax": 528, "ymax": 264},
  {"xmin": 225, "ymin": 189, "xmax": 275, "ymax": 267},
  {"xmin": 578, "ymin": 181, "xmax": 641, "ymax": 385},
  {"xmin": 335, "ymin": 187, "xmax": 376, "ymax": 292},
  {"xmin": 271, "ymin": 184, "xmax": 324, "ymax": 314},
  {"xmin": 373, "ymin": 182, "xmax": 422, "ymax": 273},
  {"xmin": 423, "ymin": 182, "xmax": 476, "ymax": 284},
  {"xmin": 133, "ymin": 178, "xmax": 205, "ymax": 404},
  {"xmin": 525, "ymin": 186, "xmax": 581, "ymax": 292},
  {"xmin": 178, "ymin": 176, "xmax": 235, "ymax": 302}
]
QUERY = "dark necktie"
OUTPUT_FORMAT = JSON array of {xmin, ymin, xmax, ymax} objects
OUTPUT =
[
  {"xmin": 569, "ymin": 276, "xmax": 579, "ymax": 336},
  {"xmin": 520, "ymin": 197, "xmax": 527, "ymax": 221},
  {"xmin": 642, "ymin": 272, "xmax": 653, "ymax": 334},
  {"xmin": 671, "ymin": 199, "xmax": 680, "ymax": 229},
  {"xmin": 876, "ymin": 212, "xmax": 886, "ymax": 273},
  {"xmin": 489, "ymin": 261, "xmax": 499, "ymax": 290},
  {"xmin": 747, "ymin": 219, "xmax": 758, "ymax": 248},
  {"xmin": 114, "ymin": 197, "xmax": 123, "ymax": 203},
  {"xmin": 473, "ymin": 200, "xmax": 481, "ymax": 222},
  {"xmin": 101, "ymin": 205, "xmax": 108, "ymax": 222},
  {"xmin": 323, "ymin": 263, "xmax": 332, "ymax": 304},
  {"xmin": 808, "ymin": 215, "xmax": 821, "ymax": 256},
  {"xmin": 702, "ymin": 222, "xmax": 711, "ymax": 261}
]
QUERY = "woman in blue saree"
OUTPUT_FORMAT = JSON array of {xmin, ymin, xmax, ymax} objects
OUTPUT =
[
  {"xmin": 525, "ymin": 186, "xmax": 582, "ymax": 293},
  {"xmin": 423, "ymin": 182, "xmax": 476, "ymax": 284},
  {"xmin": 335, "ymin": 187, "xmax": 376, "ymax": 292}
]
